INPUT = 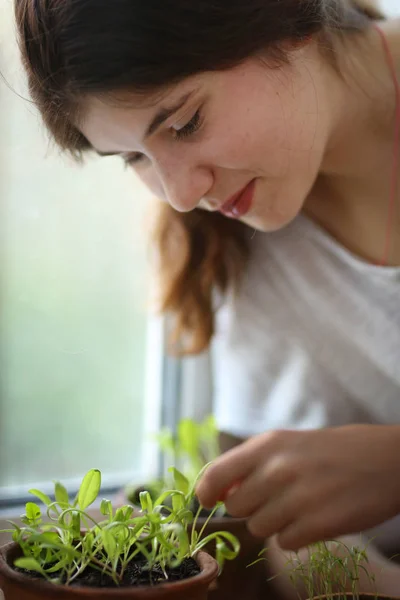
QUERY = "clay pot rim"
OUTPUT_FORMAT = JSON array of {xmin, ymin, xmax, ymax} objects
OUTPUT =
[{"xmin": 0, "ymin": 542, "xmax": 218, "ymax": 597}]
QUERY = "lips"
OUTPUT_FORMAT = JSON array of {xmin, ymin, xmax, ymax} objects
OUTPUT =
[{"xmin": 219, "ymin": 179, "xmax": 256, "ymax": 219}]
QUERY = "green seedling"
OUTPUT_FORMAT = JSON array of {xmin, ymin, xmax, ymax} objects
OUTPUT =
[
  {"xmin": 249, "ymin": 539, "xmax": 378, "ymax": 600},
  {"xmin": 158, "ymin": 465, "xmax": 240, "ymax": 573},
  {"xmin": 1, "ymin": 466, "xmax": 240, "ymax": 587}
]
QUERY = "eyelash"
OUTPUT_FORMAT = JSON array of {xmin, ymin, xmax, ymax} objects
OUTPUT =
[
  {"xmin": 172, "ymin": 109, "xmax": 202, "ymax": 141},
  {"xmin": 123, "ymin": 109, "xmax": 203, "ymax": 167}
]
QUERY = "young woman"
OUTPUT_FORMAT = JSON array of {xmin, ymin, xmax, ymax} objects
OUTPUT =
[{"xmin": 14, "ymin": 0, "xmax": 400, "ymax": 595}]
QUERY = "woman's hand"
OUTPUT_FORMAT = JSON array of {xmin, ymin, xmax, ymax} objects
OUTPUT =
[{"xmin": 195, "ymin": 425, "xmax": 400, "ymax": 550}]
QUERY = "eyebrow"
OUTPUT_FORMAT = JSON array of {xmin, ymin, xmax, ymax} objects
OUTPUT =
[{"xmin": 96, "ymin": 91, "xmax": 195, "ymax": 157}]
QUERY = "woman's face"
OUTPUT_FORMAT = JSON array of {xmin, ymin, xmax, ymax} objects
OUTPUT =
[{"xmin": 81, "ymin": 47, "xmax": 335, "ymax": 232}]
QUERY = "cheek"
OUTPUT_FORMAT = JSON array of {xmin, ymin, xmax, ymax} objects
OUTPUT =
[
  {"xmin": 201, "ymin": 123, "xmax": 270, "ymax": 171},
  {"xmin": 250, "ymin": 89, "xmax": 322, "ymax": 174},
  {"xmin": 210, "ymin": 102, "xmax": 294, "ymax": 174}
]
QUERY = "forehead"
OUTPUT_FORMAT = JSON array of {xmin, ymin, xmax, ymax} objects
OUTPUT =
[
  {"xmin": 79, "ymin": 75, "xmax": 205, "ymax": 153},
  {"xmin": 79, "ymin": 89, "xmax": 168, "ymax": 153}
]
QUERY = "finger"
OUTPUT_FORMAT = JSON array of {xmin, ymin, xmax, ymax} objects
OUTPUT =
[
  {"xmin": 277, "ymin": 484, "xmax": 393, "ymax": 552},
  {"xmin": 247, "ymin": 496, "xmax": 291, "ymax": 538},
  {"xmin": 224, "ymin": 456, "xmax": 297, "ymax": 518},
  {"xmin": 276, "ymin": 508, "xmax": 358, "ymax": 552},
  {"xmin": 245, "ymin": 475, "xmax": 331, "ymax": 541},
  {"xmin": 196, "ymin": 433, "xmax": 274, "ymax": 508}
]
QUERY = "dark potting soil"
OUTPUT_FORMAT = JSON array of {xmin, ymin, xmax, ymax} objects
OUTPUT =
[{"xmin": 17, "ymin": 556, "xmax": 200, "ymax": 589}]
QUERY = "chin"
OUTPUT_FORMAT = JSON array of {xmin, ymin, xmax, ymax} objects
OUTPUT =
[
  {"xmin": 241, "ymin": 184, "xmax": 307, "ymax": 233},
  {"xmin": 242, "ymin": 210, "xmax": 300, "ymax": 233}
]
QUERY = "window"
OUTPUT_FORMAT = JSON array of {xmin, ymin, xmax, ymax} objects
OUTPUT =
[
  {"xmin": 0, "ymin": 2, "xmax": 161, "ymax": 504},
  {"xmin": 381, "ymin": 0, "xmax": 400, "ymax": 16}
]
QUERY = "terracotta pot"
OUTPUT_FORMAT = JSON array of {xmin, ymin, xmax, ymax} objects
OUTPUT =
[
  {"xmin": 0, "ymin": 543, "xmax": 218, "ymax": 600},
  {"xmin": 199, "ymin": 515, "xmax": 266, "ymax": 600}
]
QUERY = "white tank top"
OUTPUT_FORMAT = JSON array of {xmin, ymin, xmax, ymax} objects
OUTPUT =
[{"xmin": 213, "ymin": 213, "xmax": 400, "ymax": 438}]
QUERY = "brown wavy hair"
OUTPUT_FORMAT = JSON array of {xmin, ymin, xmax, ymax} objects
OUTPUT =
[{"xmin": 15, "ymin": 0, "xmax": 383, "ymax": 353}]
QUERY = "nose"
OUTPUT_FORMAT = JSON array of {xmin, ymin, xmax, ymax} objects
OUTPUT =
[{"xmin": 156, "ymin": 157, "xmax": 213, "ymax": 213}]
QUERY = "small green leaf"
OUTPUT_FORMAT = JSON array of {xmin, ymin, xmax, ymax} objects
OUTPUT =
[
  {"xmin": 114, "ymin": 506, "xmax": 134, "ymax": 523},
  {"xmin": 71, "ymin": 511, "xmax": 81, "ymax": 537},
  {"xmin": 171, "ymin": 523, "xmax": 190, "ymax": 556},
  {"xmin": 129, "ymin": 517, "xmax": 149, "ymax": 538},
  {"xmin": 147, "ymin": 513, "xmax": 162, "ymax": 525},
  {"xmin": 54, "ymin": 482, "xmax": 69, "ymax": 507},
  {"xmin": 40, "ymin": 532, "xmax": 61, "ymax": 544},
  {"xmin": 121, "ymin": 506, "xmax": 134, "ymax": 520},
  {"xmin": 216, "ymin": 536, "xmax": 240, "ymax": 561},
  {"xmin": 29, "ymin": 489, "xmax": 52, "ymax": 507},
  {"xmin": 102, "ymin": 529, "xmax": 117, "ymax": 560},
  {"xmin": 78, "ymin": 469, "xmax": 101, "ymax": 510},
  {"xmin": 153, "ymin": 490, "xmax": 175, "ymax": 508},
  {"xmin": 12, "ymin": 530, "xmax": 20, "ymax": 543},
  {"xmin": 0, "ymin": 528, "xmax": 16, "ymax": 534},
  {"xmin": 45, "ymin": 557, "xmax": 72, "ymax": 573},
  {"xmin": 191, "ymin": 529, "xmax": 199, "ymax": 546},
  {"xmin": 14, "ymin": 558, "xmax": 44, "ymax": 573},
  {"xmin": 114, "ymin": 507, "xmax": 125, "ymax": 522},
  {"xmin": 25, "ymin": 502, "xmax": 41, "ymax": 522},
  {"xmin": 110, "ymin": 523, "xmax": 128, "ymax": 545},
  {"xmin": 82, "ymin": 532, "xmax": 95, "ymax": 553},
  {"xmin": 139, "ymin": 491, "xmax": 153, "ymax": 513},
  {"xmin": 197, "ymin": 530, "xmax": 240, "ymax": 567},
  {"xmin": 172, "ymin": 493, "xmax": 184, "ymax": 512},
  {"xmin": 169, "ymin": 467, "xmax": 189, "ymax": 495},
  {"xmin": 100, "ymin": 499, "xmax": 113, "ymax": 518},
  {"xmin": 178, "ymin": 419, "xmax": 198, "ymax": 457}
]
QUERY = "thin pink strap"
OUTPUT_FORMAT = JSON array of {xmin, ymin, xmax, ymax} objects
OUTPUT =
[{"xmin": 374, "ymin": 23, "xmax": 400, "ymax": 266}]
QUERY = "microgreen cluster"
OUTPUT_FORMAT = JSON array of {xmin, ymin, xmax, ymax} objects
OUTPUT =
[
  {"xmin": 285, "ymin": 540, "xmax": 377, "ymax": 600},
  {"xmin": 2, "ymin": 467, "xmax": 239, "ymax": 587},
  {"xmin": 250, "ymin": 539, "xmax": 377, "ymax": 600}
]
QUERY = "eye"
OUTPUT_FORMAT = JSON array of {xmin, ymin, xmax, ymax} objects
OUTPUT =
[
  {"xmin": 172, "ymin": 109, "xmax": 202, "ymax": 141},
  {"xmin": 123, "ymin": 152, "xmax": 145, "ymax": 167}
]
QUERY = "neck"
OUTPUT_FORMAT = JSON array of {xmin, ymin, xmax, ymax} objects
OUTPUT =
[{"xmin": 304, "ymin": 19, "xmax": 400, "ymax": 266}]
